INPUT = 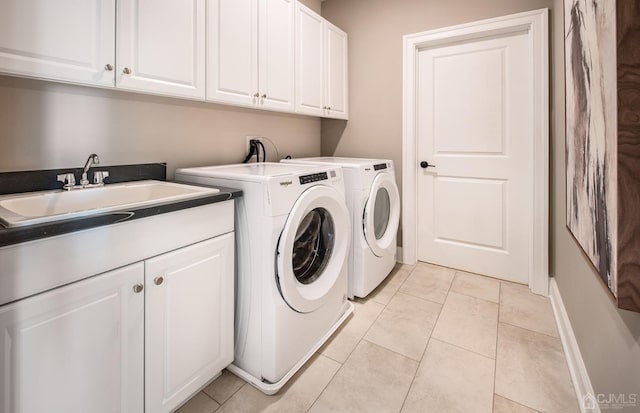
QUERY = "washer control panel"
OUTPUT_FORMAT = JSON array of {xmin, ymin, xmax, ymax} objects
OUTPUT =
[{"xmin": 299, "ymin": 172, "xmax": 328, "ymax": 185}]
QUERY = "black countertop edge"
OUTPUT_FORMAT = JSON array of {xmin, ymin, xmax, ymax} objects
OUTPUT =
[{"xmin": 0, "ymin": 185, "xmax": 242, "ymax": 248}]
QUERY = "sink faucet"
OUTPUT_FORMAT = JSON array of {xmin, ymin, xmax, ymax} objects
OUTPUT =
[
  {"xmin": 80, "ymin": 153, "xmax": 100, "ymax": 186},
  {"xmin": 57, "ymin": 153, "xmax": 109, "ymax": 190}
]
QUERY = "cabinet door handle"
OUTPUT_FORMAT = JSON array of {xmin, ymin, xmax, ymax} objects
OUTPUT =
[
  {"xmin": 123, "ymin": 67, "xmax": 132, "ymax": 75},
  {"xmin": 253, "ymin": 92, "xmax": 259, "ymax": 98},
  {"xmin": 104, "ymin": 63, "xmax": 113, "ymax": 71},
  {"xmin": 154, "ymin": 276, "xmax": 164, "ymax": 286},
  {"xmin": 133, "ymin": 283, "xmax": 144, "ymax": 293},
  {"xmin": 261, "ymin": 94, "xmax": 267, "ymax": 99}
]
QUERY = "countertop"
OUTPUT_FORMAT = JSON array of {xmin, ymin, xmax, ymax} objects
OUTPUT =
[{"xmin": 0, "ymin": 184, "xmax": 242, "ymax": 248}]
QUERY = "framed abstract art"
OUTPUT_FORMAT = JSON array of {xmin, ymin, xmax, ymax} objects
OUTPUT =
[{"xmin": 565, "ymin": 0, "xmax": 640, "ymax": 312}]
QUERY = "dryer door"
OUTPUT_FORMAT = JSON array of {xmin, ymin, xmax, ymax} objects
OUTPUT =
[
  {"xmin": 276, "ymin": 185, "xmax": 350, "ymax": 313},
  {"xmin": 363, "ymin": 172, "xmax": 400, "ymax": 257}
]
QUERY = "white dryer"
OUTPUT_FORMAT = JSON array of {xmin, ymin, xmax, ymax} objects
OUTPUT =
[
  {"xmin": 175, "ymin": 163, "xmax": 352, "ymax": 395},
  {"xmin": 282, "ymin": 157, "xmax": 400, "ymax": 298}
]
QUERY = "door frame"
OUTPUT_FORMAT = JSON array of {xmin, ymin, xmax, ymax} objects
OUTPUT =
[{"xmin": 401, "ymin": 9, "xmax": 549, "ymax": 294}]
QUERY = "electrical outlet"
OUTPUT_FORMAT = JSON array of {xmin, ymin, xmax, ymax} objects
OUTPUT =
[{"xmin": 246, "ymin": 135, "xmax": 263, "ymax": 152}]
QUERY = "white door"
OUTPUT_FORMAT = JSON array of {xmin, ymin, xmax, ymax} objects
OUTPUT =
[
  {"xmin": 145, "ymin": 235, "xmax": 234, "ymax": 413},
  {"xmin": 0, "ymin": 0, "xmax": 115, "ymax": 87},
  {"xmin": 207, "ymin": 0, "xmax": 258, "ymax": 106},
  {"xmin": 325, "ymin": 22, "xmax": 348, "ymax": 119},
  {"xmin": 417, "ymin": 31, "xmax": 530, "ymax": 283},
  {"xmin": 258, "ymin": 0, "xmax": 295, "ymax": 111},
  {"xmin": 118, "ymin": 0, "xmax": 205, "ymax": 99},
  {"xmin": 0, "ymin": 263, "xmax": 144, "ymax": 413},
  {"xmin": 295, "ymin": 2, "xmax": 325, "ymax": 116},
  {"xmin": 277, "ymin": 185, "xmax": 350, "ymax": 313}
]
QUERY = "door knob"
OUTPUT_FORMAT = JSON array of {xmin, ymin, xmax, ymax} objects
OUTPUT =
[
  {"xmin": 420, "ymin": 161, "xmax": 436, "ymax": 168},
  {"xmin": 154, "ymin": 276, "xmax": 164, "ymax": 286},
  {"xmin": 104, "ymin": 63, "xmax": 113, "ymax": 71},
  {"xmin": 133, "ymin": 283, "xmax": 144, "ymax": 293},
  {"xmin": 123, "ymin": 67, "xmax": 131, "ymax": 74}
]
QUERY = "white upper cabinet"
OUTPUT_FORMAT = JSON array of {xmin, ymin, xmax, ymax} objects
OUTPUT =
[
  {"xmin": 325, "ymin": 22, "xmax": 348, "ymax": 119},
  {"xmin": 0, "ymin": 0, "xmax": 347, "ymax": 117},
  {"xmin": 295, "ymin": 3, "xmax": 349, "ymax": 119},
  {"xmin": 207, "ymin": 0, "xmax": 258, "ymax": 106},
  {"xmin": 258, "ymin": 0, "xmax": 295, "ymax": 111},
  {"xmin": 295, "ymin": 3, "xmax": 325, "ymax": 116},
  {"xmin": 117, "ymin": 0, "xmax": 206, "ymax": 99},
  {"xmin": 207, "ymin": 0, "xmax": 294, "ymax": 111},
  {"xmin": 0, "ymin": 0, "xmax": 116, "ymax": 87}
]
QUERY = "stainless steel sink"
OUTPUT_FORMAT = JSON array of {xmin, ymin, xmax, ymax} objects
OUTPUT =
[{"xmin": 0, "ymin": 180, "xmax": 219, "ymax": 228}]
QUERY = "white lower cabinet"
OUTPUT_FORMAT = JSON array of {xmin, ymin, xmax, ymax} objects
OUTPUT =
[
  {"xmin": 0, "ymin": 234, "xmax": 234, "ymax": 413},
  {"xmin": 0, "ymin": 263, "xmax": 145, "ymax": 413},
  {"xmin": 145, "ymin": 233, "xmax": 234, "ymax": 413}
]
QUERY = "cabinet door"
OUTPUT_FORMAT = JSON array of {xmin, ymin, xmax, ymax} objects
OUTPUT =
[
  {"xmin": 145, "ymin": 234, "xmax": 234, "ymax": 413},
  {"xmin": 0, "ymin": 263, "xmax": 144, "ymax": 413},
  {"xmin": 258, "ymin": 0, "xmax": 295, "ymax": 111},
  {"xmin": 117, "ymin": 0, "xmax": 205, "ymax": 99},
  {"xmin": 295, "ymin": 2, "xmax": 325, "ymax": 116},
  {"xmin": 0, "ymin": 0, "xmax": 115, "ymax": 87},
  {"xmin": 325, "ymin": 23, "xmax": 349, "ymax": 120},
  {"xmin": 207, "ymin": 0, "xmax": 258, "ymax": 106}
]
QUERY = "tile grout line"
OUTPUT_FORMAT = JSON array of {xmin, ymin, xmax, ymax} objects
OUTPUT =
[
  {"xmin": 215, "ymin": 379, "xmax": 247, "ymax": 409},
  {"xmin": 359, "ymin": 266, "xmax": 421, "ymax": 413},
  {"xmin": 394, "ymin": 289, "xmax": 446, "ymax": 306},
  {"xmin": 398, "ymin": 279, "xmax": 450, "ymax": 413},
  {"xmin": 305, "ymin": 354, "xmax": 344, "ymax": 413},
  {"xmin": 449, "ymin": 289, "xmax": 500, "ymax": 305},
  {"xmin": 194, "ymin": 387, "xmax": 220, "ymax": 412},
  {"xmin": 494, "ymin": 393, "xmax": 544, "ymax": 413},
  {"xmin": 498, "ymin": 319, "xmax": 562, "ymax": 340},
  {"xmin": 396, "ymin": 264, "xmax": 456, "ymax": 306},
  {"xmin": 494, "ymin": 281, "xmax": 554, "ymax": 413},
  {"xmin": 492, "ymin": 280, "xmax": 502, "ymax": 413},
  {"xmin": 415, "ymin": 271, "xmax": 503, "ymax": 361},
  {"xmin": 428, "ymin": 337, "xmax": 496, "ymax": 362},
  {"xmin": 310, "ymin": 267, "xmax": 413, "ymax": 412}
]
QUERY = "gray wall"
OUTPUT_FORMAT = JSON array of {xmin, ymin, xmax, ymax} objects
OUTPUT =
[
  {"xmin": 322, "ymin": 0, "xmax": 640, "ymax": 405},
  {"xmin": 549, "ymin": 0, "xmax": 640, "ymax": 405},
  {"xmin": 0, "ymin": 0, "xmax": 323, "ymax": 178}
]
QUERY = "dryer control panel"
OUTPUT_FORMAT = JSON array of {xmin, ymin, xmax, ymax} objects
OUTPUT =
[{"xmin": 373, "ymin": 163, "xmax": 389, "ymax": 171}]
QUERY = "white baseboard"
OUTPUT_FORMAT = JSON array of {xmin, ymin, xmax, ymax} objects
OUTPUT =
[{"xmin": 549, "ymin": 278, "xmax": 599, "ymax": 413}]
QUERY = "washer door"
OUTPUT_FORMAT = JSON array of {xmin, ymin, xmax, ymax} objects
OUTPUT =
[
  {"xmin": 277, "ymin": 185, "xmax": 350, "ymax": 313},
  {"xmin": 363, "ymin": 172, "xmax": 400, "ymax": 257}
]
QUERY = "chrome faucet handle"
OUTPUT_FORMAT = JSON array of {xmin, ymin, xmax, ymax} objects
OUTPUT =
[
  {"xmin": 93, "ymin": 170, "xmax": 109, "ymax": 185},
  {"xmin": 57, "ymin": 173, "xmax": 76, "ymax": 190},
  {"xmin": 81, "ymin": 154, "xmax": 100, "ymax": 186}
]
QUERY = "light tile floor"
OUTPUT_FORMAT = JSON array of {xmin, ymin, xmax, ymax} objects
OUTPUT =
[{"xmin": 177, "ymin": 262, "xmax": 579, "ymax": 413}]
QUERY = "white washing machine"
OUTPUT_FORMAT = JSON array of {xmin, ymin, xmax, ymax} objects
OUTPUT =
[
  {"xmin": 175, "ymin": 163, "xmax": 353, "ymax": 395},
  {"xmin": 282, "ymin": 157, "xmax": 400, "ymax": 298}
]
